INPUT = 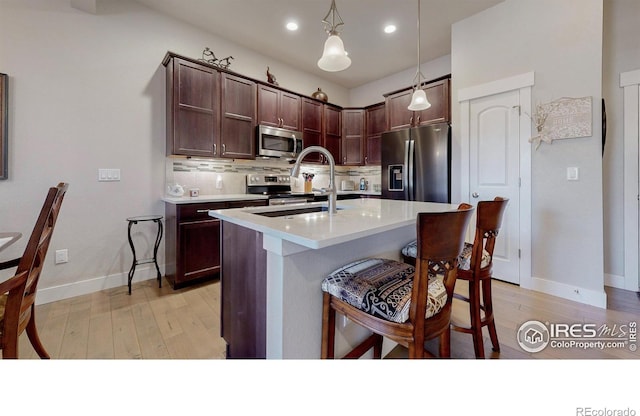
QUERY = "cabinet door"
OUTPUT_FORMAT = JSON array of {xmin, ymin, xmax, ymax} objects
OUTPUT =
[
  {"xmin": 257, "ymin": 84, "xmax": 280, "ymax": 128},
  {"xmin": 301, "ymin": 98, "xmax": 323, "ymax": 163},
  {"xmin": 323, "ymin": 104, "xmax": 342, "ymax": 164},
  {"xmin": 416, "ymin": 78, "xmax": 450, "ymax": 126},
  {"xmin": 178, "ymin": 219, "xmax": 221, "ymax": 285},
  {"xmin": 386, "ymin": 88, "xmax": 414, "ymax": 131},
  {"xmin": 279, "ymin": 91, "xmax": 301, "ymax": 131},
  {"xmin": 221, "ymin": 73, "xmax": 256, "ymax": 159},
  {"xmin": 365, "ymin": 103, "xmax": 385, "ymax": 165},
  {"xmin": 342, "ymin": 109, "xmax": 364, "ymax": 165},
  {"xmin": 169, "ymin": 58, "xmax": 219, "ymax": 157}
]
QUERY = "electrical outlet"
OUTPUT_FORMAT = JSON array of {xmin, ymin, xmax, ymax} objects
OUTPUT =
[{"xmin": 55, "ymin": 249, "xmax": 68, "ymax": 264}]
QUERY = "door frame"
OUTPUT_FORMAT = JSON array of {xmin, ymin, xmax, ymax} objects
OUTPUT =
[
  {"xmin": 621, "ymin": 68, "xmax": 640, "ymax": 291},
  {"xmin": 459, "ymin": 71, "xmax": 534, "ymax": 288}
]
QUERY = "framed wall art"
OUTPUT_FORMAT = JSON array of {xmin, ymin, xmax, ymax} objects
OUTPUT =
[{"xmin": 0, "ymin": 73, "xmax": 7, "ymax": 180}]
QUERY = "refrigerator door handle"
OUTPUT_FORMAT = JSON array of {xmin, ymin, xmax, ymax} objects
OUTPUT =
[{"xmin": 408, "ymin": 139, "xmax": 415, "ymax": 201}]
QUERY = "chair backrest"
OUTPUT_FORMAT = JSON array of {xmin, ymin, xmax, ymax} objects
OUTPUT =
[
  {"xmin": 12, "ymin": 182, "xmax": 68, "ymax": 334},
  {"xmin": 470, "ymin": 197, "xmax": 509, "ymax": 273},
  {"xmin": 409, "ymin": 203, "xmax": 474, "ymax": 323}
]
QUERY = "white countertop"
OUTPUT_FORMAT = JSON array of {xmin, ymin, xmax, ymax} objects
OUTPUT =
[
  {"xmin": 209, "ymin": 199, "xmax": 459, "ymax": 249},
  {"xmin": 162, "ymin": 194, "xmax": 268, "ymax": 204}
]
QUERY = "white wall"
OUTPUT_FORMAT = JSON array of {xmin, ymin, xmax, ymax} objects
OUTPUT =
[
  {"xmin": 0, "ymin": 0, "xmax": 349, "ymax": 301},
  {"xmin": 349, "ymin": 55, "xmax": 451, "ymax": 107},
  {"xmin": 452, "ymin": 0, "xmax": 605, "ymax": 300},
  {"xmin": 602, "ymin": 0, "xmax": 640, "ymax": 285}
]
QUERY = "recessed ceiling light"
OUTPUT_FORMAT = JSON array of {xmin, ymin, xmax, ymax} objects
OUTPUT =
[
  {"xmin": 286, "ymin": 21, "xmax": 299, "ymax": 31},
  {"xmin": 384, "ymin": 24, "xmax": 396, "ymax": 34}
]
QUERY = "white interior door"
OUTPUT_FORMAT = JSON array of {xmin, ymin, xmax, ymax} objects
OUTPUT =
[{"xmin": 469, "ymin": 90, "xmax": 521, "ymax": 284}]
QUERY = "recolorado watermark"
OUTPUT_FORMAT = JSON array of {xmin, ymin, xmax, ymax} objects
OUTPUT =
[
  {"xmin": 576, "ymin": 408, "xmax": 637, "ymax": 416},
  {"xmin": 516, "ymin": 320, "xmax": 637, "ymax": 353}
]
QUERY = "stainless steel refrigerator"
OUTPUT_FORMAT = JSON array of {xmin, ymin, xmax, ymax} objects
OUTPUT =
[{"xmin": 381, "ymin": 123, "xmax": 451, "ymax": 203}]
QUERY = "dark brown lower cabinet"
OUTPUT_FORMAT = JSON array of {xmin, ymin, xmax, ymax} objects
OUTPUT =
[
  {"xmin": 221, "ymin": 221, "xmax": 267, "ymax": 359},
  {"xmin": 164, "ymin": 199, "xmax": 267, "ymax": 289}
]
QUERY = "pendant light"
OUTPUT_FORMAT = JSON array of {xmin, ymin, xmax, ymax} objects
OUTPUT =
[
  {"xmin": 317, "ymin": 0, "xmax": 351, "ymax": 72},
  {"xmin": 408, "ymin": 0, "xmax": 431, "ymax": 111}
]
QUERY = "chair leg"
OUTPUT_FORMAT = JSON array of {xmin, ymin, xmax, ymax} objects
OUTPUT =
[
  {"xmin": 26, "ymin": 306, "xmax": 50, "ymax": 359},
  {"xmin": 468, "ymin": 280, "xmax": 485, "ymax": 358},
  {"xmin": 482, "ymin": 278, "xmax": 500, "ymax": 352},
  {"xmin": 372, "ymin": 334, "xmax": 383, "ymax": 359},
  {"xmin": 321, "ymin": 292, "xmax": 335, "ymax": 359},
  {"xmin": 439, "ymin": 329, "xmax": 451, "ymax": 358}
]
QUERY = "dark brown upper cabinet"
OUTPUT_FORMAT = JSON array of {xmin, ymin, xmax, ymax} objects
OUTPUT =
[
  {"xmin": 220, "ymin": 73, "xmax": 257, "ymax": 159},
  {"xmin": 165, "ymin": 57, "xmax": 220, "ymax": 157},
  {"xmin": 342, "ymin": 109, "xmax": 365, "ymax": 166},
  {"xmin": 386, "ymin": 77, "xmax": 450, "ymax": 131},
  {"xmin": 301, "ymin": 98, "xmax": 324, "ymax": 163},
  {"xmin": 365, "ymin": 103, "xmax": 385, "ymax": 165},
  {"xmin": 257, "ymin": 84, "xmax": 301, "ymax": 131},
  {"xmin": 323, "ymin": 104, "xmax": 342, "ymax": 165}
]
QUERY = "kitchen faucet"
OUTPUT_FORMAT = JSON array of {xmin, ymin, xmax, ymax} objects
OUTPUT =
[{"xmin": 290, "ymin": 146, "xmax": 337, "ymax": 214}]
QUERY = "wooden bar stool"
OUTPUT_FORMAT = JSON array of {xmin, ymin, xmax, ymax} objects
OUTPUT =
[
  {"xmin": 320, "ymin": 204, "xmax": 473, "ymax": 359},
  {"xmin": 452, "ymin": 197, "xmax": 509, "ymax": 358}
]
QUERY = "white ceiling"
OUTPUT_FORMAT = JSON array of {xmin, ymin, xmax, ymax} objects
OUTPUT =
[{"xmin": 134, "ymin": 0, "xmax": 503, "ymax": 89}]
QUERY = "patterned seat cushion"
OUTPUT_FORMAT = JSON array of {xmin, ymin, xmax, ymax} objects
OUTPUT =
[
  {"xmin": 321, "ymin": 258, "xmax": 447, "ymax": 324},
  {"xmin": 402, "ymin": 241, "xmax": 491, "ymax": 270}
]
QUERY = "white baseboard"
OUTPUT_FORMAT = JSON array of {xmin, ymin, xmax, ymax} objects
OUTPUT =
[
  {"xmin": 524, "ymin": 276, "xmax": 607, "ymax": 309},
  {"xmin": 604, "ymin": 273, "xmax": 625, "ymax": 289},
  {"xmin": 35, "ymin": 266, "xmax": 162, "ymax": 305}
]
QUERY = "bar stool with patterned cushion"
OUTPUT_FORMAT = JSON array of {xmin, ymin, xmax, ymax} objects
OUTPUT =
[
  {"xmin": 401, "ymin": 197, "xmax": 509, "ymax": 358},
  {"xmin": 320, "ymin": 204, "xmax": 473, "ymax": 359}
]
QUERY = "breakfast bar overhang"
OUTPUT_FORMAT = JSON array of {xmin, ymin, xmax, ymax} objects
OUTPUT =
[{"xmin": 210, "ymin": 198, "xmax": 458, "ymax": 359}]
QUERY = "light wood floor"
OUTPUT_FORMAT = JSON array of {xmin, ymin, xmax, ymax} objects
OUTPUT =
[{"xmin": 14, "ymin": 277, "xmax": 640, "ymax": 359}]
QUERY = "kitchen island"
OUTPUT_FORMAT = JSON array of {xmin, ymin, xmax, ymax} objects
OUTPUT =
[{"xmin": 210, "ymin": 198, "xmax": 459, "ymax": 359}]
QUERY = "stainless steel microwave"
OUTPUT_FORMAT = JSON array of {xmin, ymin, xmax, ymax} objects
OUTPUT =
[{"xmin": 256, "ymin": 125, "xmax": 303, "ymax": 159}]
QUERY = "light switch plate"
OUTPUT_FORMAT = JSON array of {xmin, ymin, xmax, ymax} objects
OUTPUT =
[
  {"xmin": 98, "ymin": 168, "xmax": 121, "ymax": 182},
  {"xmin": 567, "ymin": 167, "xmax": 579, "ymax": 181}
]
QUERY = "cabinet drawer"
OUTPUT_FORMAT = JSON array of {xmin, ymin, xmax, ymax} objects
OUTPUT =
[{"xmin": 177, "ymin": 202, "xmax": 228, "ymax": 222}]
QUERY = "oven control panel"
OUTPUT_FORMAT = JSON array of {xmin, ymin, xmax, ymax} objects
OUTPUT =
[{"xmin": 247, "ymin": 174, "xmax": 291, "ymax": 186}]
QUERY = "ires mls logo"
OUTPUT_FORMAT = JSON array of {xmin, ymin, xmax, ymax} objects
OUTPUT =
[{"xmin": 517, "ymin": 320, "xmax": 637, "ymax": 353}]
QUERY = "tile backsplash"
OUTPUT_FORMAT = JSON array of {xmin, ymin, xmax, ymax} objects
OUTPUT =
[{"xmin": 166, "ymin": 157, "xmax": 381, "ymax": 195}]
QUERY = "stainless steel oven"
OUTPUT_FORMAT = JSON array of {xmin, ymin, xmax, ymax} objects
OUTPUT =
[
  {"xmin": 256, "ymin": 125, "xmax": 303, "ymax": 159},
  {"xmin": 246, "ymin": 174, "xmax": 314, "ymax": 205}
]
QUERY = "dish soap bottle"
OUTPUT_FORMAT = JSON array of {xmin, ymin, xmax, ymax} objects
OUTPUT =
[{"xmin": 359, "ymin": 178, "xmax": 366, "ymax": 191}]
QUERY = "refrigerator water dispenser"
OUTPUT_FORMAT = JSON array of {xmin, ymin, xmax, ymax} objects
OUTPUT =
[{"xmin": 388, "ymin": 164, "xmax": 404, "ymax": 191}]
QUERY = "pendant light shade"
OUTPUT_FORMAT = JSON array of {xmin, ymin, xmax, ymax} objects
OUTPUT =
[
  {"xmin": 318, "ymin": 0, "xmax": 351, "ymax": 72},
  {"xmin": 408, "ymin": 0, "xmax": 431, "ymax": 111},
  {"xmin": 408, "ymin": 89, "xmax": 430, "ymax": 111},
  {"xmin": 318, "ymin": 34, "xmax": 351, "ymax": 72}
]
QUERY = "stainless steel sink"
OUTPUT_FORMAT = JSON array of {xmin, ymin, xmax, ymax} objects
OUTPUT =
[{"xmin": 253, "ymin": 205, "xmax": 342, "ymax": 218}]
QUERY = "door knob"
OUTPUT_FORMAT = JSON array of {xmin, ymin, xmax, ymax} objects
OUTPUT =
[{"xmin": 472, "ymin": 192, "xmax": 479, "ymax": 198}]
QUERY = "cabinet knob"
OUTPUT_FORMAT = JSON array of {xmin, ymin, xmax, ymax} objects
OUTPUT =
[{"xmin": 472, "ymin": 192, "xmax": 480, "ymax": 198}]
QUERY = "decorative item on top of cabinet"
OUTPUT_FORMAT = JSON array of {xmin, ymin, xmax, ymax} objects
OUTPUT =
[
  {"xmin": 342, "ymin": 108, "xmax": 365, "ymax": 165},
  {"xmin": 199, "ymin": 47, "xmax": 234, "ymax": 69},
  {"xmin": 311, "ymin": 87, "xmax": 328, "ymax": 102},
  {"xmin": 385, "ymin": 76, "xmax": 450, "ymax": 131},
  {"xmin": 266, "ymin": 66, "xmax": 278, "ymax": 86}
]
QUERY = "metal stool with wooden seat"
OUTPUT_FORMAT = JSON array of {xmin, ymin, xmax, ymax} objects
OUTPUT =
[{"xmin": 320, "ymin": 204, "xmax": 473, "ymax": 359}]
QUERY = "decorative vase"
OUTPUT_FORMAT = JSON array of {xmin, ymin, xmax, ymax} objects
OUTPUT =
[{"xmin": 312, "ymin": 88, "xmax": 328, "ymax": 102}]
